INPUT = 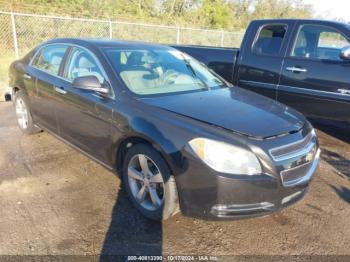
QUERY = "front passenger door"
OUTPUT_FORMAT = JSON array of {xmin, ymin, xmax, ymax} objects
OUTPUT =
[
  {"xmin": 278, "ymin": 23, "xmax": 350, "ymax": 124},
  {"xmin": 54, "ymin": 47, "xmax": 115, "ymax": 164}
]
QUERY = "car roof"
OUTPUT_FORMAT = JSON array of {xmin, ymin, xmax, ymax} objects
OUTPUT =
[
  {"xmin": 44, "ymin": 38, "xmax": 172, "ymax": 50},
  {"xmin": 253, "ymin": 18, "xmax": 349, "ymax": 28}
]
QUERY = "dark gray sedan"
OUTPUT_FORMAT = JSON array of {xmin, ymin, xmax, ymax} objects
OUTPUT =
[{"xmin": 9, "ymin": 38, "xmax": 320, "ymax": 220}]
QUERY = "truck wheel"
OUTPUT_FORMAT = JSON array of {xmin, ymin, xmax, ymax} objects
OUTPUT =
[
  {"xmin": 123, "ymin": 144, "xmax": 179, "ymax": 221},
  {"xmin": 14, "ymin": 90, "xmax": 41, "ymax": 134}
]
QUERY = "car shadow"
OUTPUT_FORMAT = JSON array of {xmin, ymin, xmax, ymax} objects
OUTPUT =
[
  {"xmin": 321, "ymin": 148, "xmax": 350, "ymax": 180},
  {"xmin": 313, "ymin": 121, "xmax": 350, "ymax": 144},
  {"xmin": 100, "ymin": 116, "xmax": 184, "ymax": 260},
  {"xmin": 321, "ymin": 149, "xmax": 350, "ymax": 205},
  {"xmin": 329, "ymin": 185, "xmax": 350, "ymax": 205},
  {"xmin": 100, "ymin": 185, "xmax": 162, "ymax": 260}
]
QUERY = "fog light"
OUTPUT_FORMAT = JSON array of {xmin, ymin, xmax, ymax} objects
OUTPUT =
[
  {"xmin": 281, "ymin": 191, "xmax": 302, "ymax": 204},
  {"xmin": 211, "ymin": 202, "xmax": 275, "ymax": 217}
]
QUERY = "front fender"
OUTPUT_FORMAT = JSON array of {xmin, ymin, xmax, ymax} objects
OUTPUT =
[{"xmin": 110, "ymin": 100, "xmax": 193, "ymax": 176}]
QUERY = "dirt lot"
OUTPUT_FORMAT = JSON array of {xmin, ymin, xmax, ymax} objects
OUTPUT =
[{"xmin": 0, "ymin": 101, "xmax": 350, "ymax": 257}]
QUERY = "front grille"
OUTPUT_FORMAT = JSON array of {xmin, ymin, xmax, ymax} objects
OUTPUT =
[
  {"xmin": 269, "ymin": 131, "xmax": 315, "ymax": 162},
  {"xmin": 280, "ymin": 161, "xmax": 313, "ymax": 187},
  {"xmin": 270, "ymin": 129, "xmax": 320, "ymax": 187}
]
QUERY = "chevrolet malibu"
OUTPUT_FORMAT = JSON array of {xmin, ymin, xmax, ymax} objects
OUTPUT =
[{"xmin": 9, "ymin": 39, "xmax": 320, "ymax": 220}]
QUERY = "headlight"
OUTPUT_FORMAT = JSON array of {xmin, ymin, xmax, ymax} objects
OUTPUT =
[{"xmin": 188, "ymin": 138, "xmax": 262, "ymax": 175}]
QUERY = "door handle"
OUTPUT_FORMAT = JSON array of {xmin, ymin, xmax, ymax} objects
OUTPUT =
[
  {"xmin": 23, "ymin": 73, "xmax": 31, "ymax": 79},
  {"xmin": 338, "ymin": 89, "xmax": 350, "ymax": 95},
  {"xmin": 286, "ymin": 67, "xmax": 307, "ymax": 73},
  {"xmin": 54, "ymin": 86, "xmax": 67, "ymax": 95}
]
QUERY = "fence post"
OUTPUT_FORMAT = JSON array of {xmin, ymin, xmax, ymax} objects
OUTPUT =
[
  {"xmin": 176, "ymin": 27, "xmax": 180, "ymax": 44},
  {"xmin": 109, "ymin": 20, "xmax": 113, "ymax": 39},
  {"xmin": 220, "ymin": 30, "xmax": 224, "ymax": 47},
  {"xmin": 10, "ymin": 12, "xmax": 19, "ymax": 59}
]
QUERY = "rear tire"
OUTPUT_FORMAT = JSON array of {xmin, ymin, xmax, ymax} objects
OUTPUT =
[
  {"xmin": 14, "ymin": 90, "xmax": 41, "ymax": 134},
  {"xmin": 122, "ymin": 144, "xmax": 179, "ymax": 221}
]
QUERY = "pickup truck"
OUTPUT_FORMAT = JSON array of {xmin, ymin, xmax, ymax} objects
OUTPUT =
[{"xmin": 174, "ymin": 19, "xmax": 350, "ymax": 126}]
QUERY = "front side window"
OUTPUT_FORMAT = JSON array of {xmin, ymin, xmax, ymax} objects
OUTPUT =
[
  {"xmin": 252, "ymin": 24, "xmax": 287, "ymax": 56},
  {"xmin": 32, "ymin": 45, "xmax": 68, "ymax": 75},
  {"xmin": 65, "ymin": 47, "xmax": 105, "ymax": 84},
  {"xmin": 291, "ymin": 25, "xmax": 350, "ymax": 61},
  {"xmin": 103, "ymin": 48, "xmax": 227, "ymax": 96}
]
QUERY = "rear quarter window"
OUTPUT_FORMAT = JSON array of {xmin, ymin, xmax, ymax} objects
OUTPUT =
[
  {"xmin": 252, "ymin": 24, "xmax": 287, "ymax": 56},
  {"xmin": 32, "ymin": 45, "xmax": 68, "ymax": 76}
]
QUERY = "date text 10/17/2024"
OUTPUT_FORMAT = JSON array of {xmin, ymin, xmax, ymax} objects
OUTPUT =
[{"xmin": 127, "ymin": 255, "xmax": 219, "ymax": 261}]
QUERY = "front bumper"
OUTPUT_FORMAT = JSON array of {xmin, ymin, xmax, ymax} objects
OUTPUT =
[
  {"xmin": 210, "ymin": 187, "xmax": 308, "ymax": 219},
  {"xmin": 176, "ymin": 148, "xmax": 320, "ymax": 220}
]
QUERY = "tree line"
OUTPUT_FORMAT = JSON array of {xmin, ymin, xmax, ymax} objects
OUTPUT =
[{"xmin": 3, "ymin": 0, "xmax": 313, "ymax": 30}]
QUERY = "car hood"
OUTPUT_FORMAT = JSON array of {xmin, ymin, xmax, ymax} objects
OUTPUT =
[{"xmin": 139, "ymin": 87, "xmax": 305, "ymax": 139}]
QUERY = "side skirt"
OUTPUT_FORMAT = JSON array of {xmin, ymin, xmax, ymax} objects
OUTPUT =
[{"xmin": 36, "ymin": 124, "xmax": 116, "ymax": 173}]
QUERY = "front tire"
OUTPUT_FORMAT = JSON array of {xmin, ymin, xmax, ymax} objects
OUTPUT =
[
  {"xmin": 122, "ymin": 144, "xmax": 179, "ymax": 221},
  {"xmin": 14, "ymin": 90, "xmax": 41, "ymax": 134}
]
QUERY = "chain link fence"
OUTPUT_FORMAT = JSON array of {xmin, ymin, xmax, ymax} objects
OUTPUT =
[{"xmin": 0, "ymin": 11, "xmax": 244, "ymax": 99}]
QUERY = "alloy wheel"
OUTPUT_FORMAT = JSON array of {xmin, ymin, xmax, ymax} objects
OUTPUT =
[
  {"xmin": 127, "ymin": 154, "xmax": 165, "ymax": 211},
  {"xmin": 15, "ymin": 98, "xmax": 29, "ymax": 130}
]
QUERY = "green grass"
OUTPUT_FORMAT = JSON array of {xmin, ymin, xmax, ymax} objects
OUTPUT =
[{"xmin": 0, "ymin": 52, "xmax": 16, "ymax": 101}]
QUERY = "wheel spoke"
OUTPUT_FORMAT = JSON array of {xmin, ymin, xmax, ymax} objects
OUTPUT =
[
  {"xmin": 16, "ymin": 110, "xmax": 24, "ymax": 117},
  {"xmin": 138, "ymin": 155, "xmax": 149, "ymax": 176},
  {"xmin": 15, "ymin": 98, "xmax": 29, "ymax": 129},
  {"xmin": 17, "ymin": 114, "xmax": 24, "ymax": 122},
  {"xmin": 19, "ymin": 113, "xmax": 27, "ymax": 128},
  {"xmin": 149, "ymin": 172, "xmax": 163, "ymax": 184},
  {"xmin": 18, "ymin": 118, "xmax": 24, "ymax": 127},
  {"xmin": 136, "ymin": 185, "xmax": 147, "ymax": 202},
  {"xmin": 128, "ymin": 167, "xmax": 144, "ymax": 181},
  {"xmin": 149, "ymin": 187, "xmax": 162, "ymax": 208}
]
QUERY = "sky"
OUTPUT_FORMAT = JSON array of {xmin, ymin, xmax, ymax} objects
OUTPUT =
[{"xmin": 304, "ymin": 0, "xmax": 349, "ymax": 21}]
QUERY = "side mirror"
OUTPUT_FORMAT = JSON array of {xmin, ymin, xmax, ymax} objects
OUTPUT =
[
  {"xmin": 340, "ymin": 45, "xmax": 350, "ymax": 60},
  {"xmin": 72, "ymin": 75, "xmax": 109, "ymax": 94}
]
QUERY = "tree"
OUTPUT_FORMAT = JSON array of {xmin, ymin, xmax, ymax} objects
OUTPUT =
[
  {"xmin": 196, "ymin": 0, "xmax": 233, "ymax": 28},
  {"xmin": 3, "ymin": 0, "xmax": 313, "ymax": 30},
  {"xmin": 250, "ymin": 0, "xmax": 312, "ymax": 20}
]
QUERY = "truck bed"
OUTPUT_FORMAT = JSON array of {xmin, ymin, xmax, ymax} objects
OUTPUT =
[{"xmin": 171, "ymin": 45, "xmax": 239, "ymax": 83}]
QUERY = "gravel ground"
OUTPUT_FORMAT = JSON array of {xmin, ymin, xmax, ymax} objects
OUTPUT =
[{"xmin": 0, "ymin": 101, "xmax": 350, "ymax": 258}]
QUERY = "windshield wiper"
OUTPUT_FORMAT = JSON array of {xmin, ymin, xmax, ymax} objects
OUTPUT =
[{"xmin": 178, "ymin": 53, "xmax": 209, "ymax": 90}]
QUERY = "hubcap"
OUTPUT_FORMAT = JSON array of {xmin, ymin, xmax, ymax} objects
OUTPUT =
[
  {"xmin": 128, "ymin": 154, "xmax": 165, "ymax": 211},
  {"xmin": 15, "ymin": 98, "xmax": 29, "ymax": 129}
]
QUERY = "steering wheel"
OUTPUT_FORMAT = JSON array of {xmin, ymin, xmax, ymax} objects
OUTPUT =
[{"xmin": 161, "ymin": 70, "xmax": 180, "ymax": 85}]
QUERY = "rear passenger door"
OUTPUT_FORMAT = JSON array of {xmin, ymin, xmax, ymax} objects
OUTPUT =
[
  {"xmin": 278, "ymin": 22, "xmax": 350, "ymax": 123},
  {"xmin": 236, "ymin": 22, "xmax": 293, "ymax": 99},
  {"xmin": 29, "ymin": 44, "xmax": 68, "ymax": 131}
]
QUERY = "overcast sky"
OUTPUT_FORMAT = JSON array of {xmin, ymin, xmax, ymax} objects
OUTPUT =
[{"xmin": 304, "ymin": 0, "xmax": 349, "ymax": 21}]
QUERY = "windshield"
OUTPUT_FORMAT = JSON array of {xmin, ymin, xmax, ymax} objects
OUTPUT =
[{"xmin": 103, "ymin": 47, "xmax": 228, "ymax": 96}]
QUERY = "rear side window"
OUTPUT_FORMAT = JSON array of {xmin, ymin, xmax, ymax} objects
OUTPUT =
[
  {"xmin": 252, "ymin": 24, "xmax": 287, "ymax": 56},
  {"xmin": 32, "ymin": 45, "xmax": 68, "ymax": 75}
]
